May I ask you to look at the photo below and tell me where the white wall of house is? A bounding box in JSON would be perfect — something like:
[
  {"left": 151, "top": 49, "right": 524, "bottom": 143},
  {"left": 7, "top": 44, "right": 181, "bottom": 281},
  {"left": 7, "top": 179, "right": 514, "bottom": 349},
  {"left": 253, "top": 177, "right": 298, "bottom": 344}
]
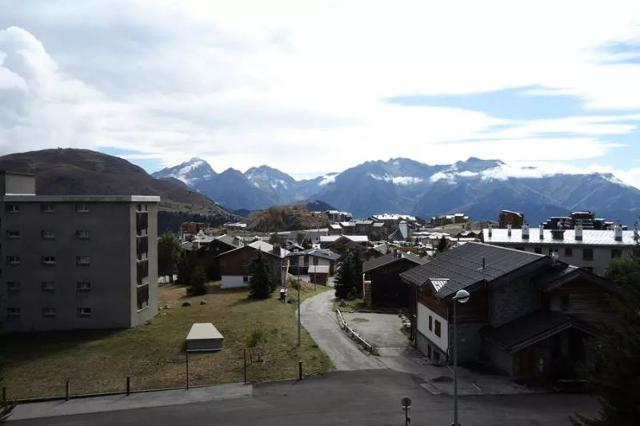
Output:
[
  {"left": 417, "top": 302, "right": 449, "bottom": 353},
  {"left": 293, "top": 256, "right": 331, "bottom": 268},
  {"left": 221, "top": 275, "right": 249, "bottom": 289}
]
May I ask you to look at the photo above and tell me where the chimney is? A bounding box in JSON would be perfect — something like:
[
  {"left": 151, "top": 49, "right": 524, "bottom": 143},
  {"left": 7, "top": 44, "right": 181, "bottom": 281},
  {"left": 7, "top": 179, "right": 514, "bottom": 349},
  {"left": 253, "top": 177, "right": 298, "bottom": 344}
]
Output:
[
  {"left": 614, "top": 224, "right": 623, "bottom": 242},
  {"left": 522, "top": 223, "right": 530, "bottom": 240},
  {"left": 507, "top": 224, "right": 512, "bottom": 237},
  {"left": 488, "top": 223, "right": 493, "bottom": 238},
  {"left": 539, "top": 224, "right": 544, "bottom": 240},
  {"left": 482, "top": 256, "right": 486, "bottom": 270},
  {"left": 575, "top": 224, "right": 583, "bottom": 241}
]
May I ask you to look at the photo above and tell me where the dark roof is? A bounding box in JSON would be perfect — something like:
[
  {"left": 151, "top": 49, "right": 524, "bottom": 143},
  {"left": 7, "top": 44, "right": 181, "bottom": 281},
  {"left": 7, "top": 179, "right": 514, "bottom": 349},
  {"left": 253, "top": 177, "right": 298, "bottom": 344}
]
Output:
[
  {"left": 287, "top": 248, "right": 340, "bottom": 261},
  {"left": 363, "top": 251, "right": 426, "bottom": 273},
  {"left": 536, "top": 263, "right": 616, "bottom": 293},
  {"left": 215, "top": 235, "right": 240, "bottom": 248},
  {"left": 481, "top": 311, "right": 598, "bottom": 353},
  {"left": 400, "top": 242, "right": 547, "bottom": 298}
]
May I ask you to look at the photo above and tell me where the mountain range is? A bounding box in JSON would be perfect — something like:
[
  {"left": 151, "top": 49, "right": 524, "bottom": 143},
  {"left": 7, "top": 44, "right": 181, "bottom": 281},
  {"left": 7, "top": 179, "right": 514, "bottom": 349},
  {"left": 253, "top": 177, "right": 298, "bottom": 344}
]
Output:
[{"left": 153, "top": 156, "right": 640, "bottom": 225}]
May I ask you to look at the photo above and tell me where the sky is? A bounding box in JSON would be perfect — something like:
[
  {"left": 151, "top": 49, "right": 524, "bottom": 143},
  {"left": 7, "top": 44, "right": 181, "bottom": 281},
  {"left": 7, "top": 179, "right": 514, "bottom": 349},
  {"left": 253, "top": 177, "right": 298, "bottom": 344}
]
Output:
[{"left": 1, "top": 0, "right": 640, "bottom": 185}]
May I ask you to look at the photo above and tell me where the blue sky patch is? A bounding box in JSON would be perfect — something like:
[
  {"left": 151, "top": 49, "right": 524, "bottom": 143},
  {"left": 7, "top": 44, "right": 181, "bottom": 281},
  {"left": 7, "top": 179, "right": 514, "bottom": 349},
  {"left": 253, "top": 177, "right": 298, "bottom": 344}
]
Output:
[{"left": 98, "top": 147, "right": 164, "bottom": 172}]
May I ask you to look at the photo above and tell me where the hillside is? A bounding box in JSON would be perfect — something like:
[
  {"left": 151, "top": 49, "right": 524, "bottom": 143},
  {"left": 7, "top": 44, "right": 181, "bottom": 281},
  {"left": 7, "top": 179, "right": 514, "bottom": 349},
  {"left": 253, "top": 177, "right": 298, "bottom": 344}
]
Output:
[
  {"left": 0, "top": 149, "right": 234, "bottom": 226},
  {"left": 247, "top": 201, "right": 331, "bottom": 232}
]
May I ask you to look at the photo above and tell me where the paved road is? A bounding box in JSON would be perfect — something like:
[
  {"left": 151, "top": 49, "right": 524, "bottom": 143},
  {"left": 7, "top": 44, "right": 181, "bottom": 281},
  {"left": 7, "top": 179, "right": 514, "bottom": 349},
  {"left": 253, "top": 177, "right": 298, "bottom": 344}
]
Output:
[
  {"left": 10, "top": 370, "right": 598, "bottom": 426},
  {"left": 300, "top": 291, "right": 384, "bottom": 370}
]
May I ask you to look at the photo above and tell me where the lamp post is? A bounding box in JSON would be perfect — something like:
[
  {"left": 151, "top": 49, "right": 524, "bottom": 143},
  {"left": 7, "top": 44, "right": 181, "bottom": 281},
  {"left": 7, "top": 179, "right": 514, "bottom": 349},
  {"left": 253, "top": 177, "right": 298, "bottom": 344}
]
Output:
[{"left": 451, "top": 289, "right": 470, "bottom": 426}]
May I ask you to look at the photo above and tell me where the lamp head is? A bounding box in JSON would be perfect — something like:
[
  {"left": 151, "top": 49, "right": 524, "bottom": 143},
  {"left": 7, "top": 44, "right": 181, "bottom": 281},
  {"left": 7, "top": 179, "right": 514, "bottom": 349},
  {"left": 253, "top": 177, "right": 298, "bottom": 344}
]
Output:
[{"left": 453, "top": 289, "right": 470, "bottom": 304}]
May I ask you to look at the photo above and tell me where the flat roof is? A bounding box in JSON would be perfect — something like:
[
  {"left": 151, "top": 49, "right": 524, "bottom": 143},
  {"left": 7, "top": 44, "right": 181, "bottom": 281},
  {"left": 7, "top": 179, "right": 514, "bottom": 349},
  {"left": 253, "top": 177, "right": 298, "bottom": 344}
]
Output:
[
  {"left": 186, "top": 323, "right": 223, "bottom": 341},
  {"left": 2, "top": 195, "right": 161, "bottom": 203},
  {"left": 484, "top": 228, "right": 637, "bottom": 246}
]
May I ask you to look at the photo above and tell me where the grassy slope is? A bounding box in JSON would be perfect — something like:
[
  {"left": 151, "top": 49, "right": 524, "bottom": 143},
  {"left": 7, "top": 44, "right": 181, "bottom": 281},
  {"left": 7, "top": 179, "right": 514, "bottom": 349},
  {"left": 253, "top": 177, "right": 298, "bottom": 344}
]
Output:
[{"left": 0, "top": 283, "right": 332, "bottom": 400}]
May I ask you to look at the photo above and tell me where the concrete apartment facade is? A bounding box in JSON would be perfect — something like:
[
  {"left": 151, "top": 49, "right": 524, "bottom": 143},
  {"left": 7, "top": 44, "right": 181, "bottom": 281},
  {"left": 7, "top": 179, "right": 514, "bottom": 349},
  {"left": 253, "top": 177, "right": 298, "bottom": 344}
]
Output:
[
  {"left": 0, "top": 172, "right": 160, "bottom": 332},
  {"left": 483, "top": 225, "right": 637, "bottom": 276}
]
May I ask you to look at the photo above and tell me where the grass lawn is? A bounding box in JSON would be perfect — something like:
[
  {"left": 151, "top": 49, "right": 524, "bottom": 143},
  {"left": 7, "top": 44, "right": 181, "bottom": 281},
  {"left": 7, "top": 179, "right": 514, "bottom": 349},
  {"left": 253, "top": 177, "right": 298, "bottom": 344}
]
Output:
[{"left": 0, "top": 281, "right": 333, "bottom": 400}]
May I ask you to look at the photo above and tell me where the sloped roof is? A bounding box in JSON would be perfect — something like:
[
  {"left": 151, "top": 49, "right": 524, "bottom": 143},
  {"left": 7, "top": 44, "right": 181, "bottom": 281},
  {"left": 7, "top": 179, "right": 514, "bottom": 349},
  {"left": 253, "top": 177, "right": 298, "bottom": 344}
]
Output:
[
  {"left": 363, "top": 251, "right": 426, "bottom": 273},
  {"left": 481, "top": 311, "right": 598, "bottom": 353},
  {"left": 215, "top": 234, "right": 240, "bottom": 247},
  {"left": 287, "top": 248, "right": 340, "bottom": 261},
  {"left": 400, "top": 242, "right": 547, "bottom": 298}
]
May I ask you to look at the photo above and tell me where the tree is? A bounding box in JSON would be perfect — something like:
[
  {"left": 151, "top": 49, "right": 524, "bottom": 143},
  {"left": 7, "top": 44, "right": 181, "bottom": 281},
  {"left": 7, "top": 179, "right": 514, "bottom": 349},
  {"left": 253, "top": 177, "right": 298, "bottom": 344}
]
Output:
[
  {"left": 248, "top": 252, "right": 275, "bottom": 299},
  {"left": 334, "top": 251, "right": 363, "bottom": 299},
  {"left": 571, "top": 254, "right": 640, "bottom": 426},
  {"left": 437, "top": 236, "right": 448, "bottom": 253},
  {"left": 158, "top": 233, "right": 182, "bottom": 282},
  {"left": 188, "top": 264, "right": 208, "bottom": 296},
  {"left": 176, "top": 252, "right": 195, "bottom": 285}
]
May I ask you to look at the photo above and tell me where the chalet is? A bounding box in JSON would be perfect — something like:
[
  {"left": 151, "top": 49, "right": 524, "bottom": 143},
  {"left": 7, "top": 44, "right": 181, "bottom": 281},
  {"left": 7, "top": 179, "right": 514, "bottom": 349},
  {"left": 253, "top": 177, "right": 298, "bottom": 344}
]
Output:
[
  {"left": 287, "top": 248, "right": 340, "bottom": 276},
  {"left": 498, "top": 210, "right": 524, "bottom": 228},
  {"left": 401, "top": 242, "right": 614, "bottom": 380},
  {"left": 362, "top": 250, "right": 426, "bottom": 307},
  {"left": 319, "top": 235, "right": 378, "bottom": 259},
  {"left": 217, "top": 240, "right": 289, "bottom": 289}
]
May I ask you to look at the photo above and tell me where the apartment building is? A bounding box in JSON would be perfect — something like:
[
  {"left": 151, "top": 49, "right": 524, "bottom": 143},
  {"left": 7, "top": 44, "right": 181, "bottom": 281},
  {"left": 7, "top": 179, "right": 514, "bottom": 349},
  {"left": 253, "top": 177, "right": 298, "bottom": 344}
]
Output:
[
  {"left": 482, "top": 224, "right": 637, "bottom": 276},
  {"left": 0, "top": 172, "right": 160, "bottom": 332}
]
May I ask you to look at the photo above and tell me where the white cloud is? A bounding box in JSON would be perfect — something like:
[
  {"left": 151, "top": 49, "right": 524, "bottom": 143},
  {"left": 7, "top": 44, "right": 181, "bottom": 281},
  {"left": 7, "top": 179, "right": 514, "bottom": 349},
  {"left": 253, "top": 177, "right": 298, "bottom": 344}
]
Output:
[{"left": 0, "top": 0, "right": 639, "bottom": 184}]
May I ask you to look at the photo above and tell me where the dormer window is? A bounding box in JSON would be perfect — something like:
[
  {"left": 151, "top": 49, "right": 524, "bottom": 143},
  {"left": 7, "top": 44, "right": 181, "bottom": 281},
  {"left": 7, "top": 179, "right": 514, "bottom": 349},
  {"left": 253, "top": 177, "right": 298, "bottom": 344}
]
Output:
[
  {"left": 5, "top": 204, "right": 19, "bottom": 213},
  {"left": 41, "top": 204, "right": 55, "bottom": 213},
  {"left": 76, "top": 203, "right": 89, "bottom": 213}
]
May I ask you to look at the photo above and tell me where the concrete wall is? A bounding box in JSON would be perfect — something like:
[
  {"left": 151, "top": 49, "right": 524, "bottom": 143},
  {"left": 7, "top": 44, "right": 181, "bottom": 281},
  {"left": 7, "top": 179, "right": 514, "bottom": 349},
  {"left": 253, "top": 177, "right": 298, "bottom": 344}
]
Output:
[
  {"left": 417, "top": 302, "right": 448, "bottom": 353},
  {"left": 450, "top": 322, "right": 485, "bottom": 364},
  {"left": 221, "top": 275, "right": 248, "bottom": 289},
  {"left": 1, "top": 198, "right": 158, "bottom": 332}
]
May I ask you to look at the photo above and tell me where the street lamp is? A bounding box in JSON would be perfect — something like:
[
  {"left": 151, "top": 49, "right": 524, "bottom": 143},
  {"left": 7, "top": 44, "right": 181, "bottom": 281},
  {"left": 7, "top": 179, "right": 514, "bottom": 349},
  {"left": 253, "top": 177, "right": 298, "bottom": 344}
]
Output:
[{"left": 451, "top": 289, "right": 470, "bottom": 426}]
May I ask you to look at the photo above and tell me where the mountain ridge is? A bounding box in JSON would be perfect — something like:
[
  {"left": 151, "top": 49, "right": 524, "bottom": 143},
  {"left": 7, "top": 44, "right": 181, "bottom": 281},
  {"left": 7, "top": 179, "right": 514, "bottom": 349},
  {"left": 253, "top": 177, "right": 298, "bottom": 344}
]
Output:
[{"left": 152, "top": 156, "right": 640, "bottom": 224}]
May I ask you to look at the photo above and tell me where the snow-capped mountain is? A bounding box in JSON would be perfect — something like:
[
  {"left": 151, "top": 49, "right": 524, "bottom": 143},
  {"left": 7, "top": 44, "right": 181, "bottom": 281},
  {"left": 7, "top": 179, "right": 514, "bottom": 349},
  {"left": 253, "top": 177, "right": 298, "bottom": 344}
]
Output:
[
  {"left": 152, "top": 157, "right": 216, "bottom": 186},
  {"left": 152, "top": 157, "right": 640, "bottom": 224}
]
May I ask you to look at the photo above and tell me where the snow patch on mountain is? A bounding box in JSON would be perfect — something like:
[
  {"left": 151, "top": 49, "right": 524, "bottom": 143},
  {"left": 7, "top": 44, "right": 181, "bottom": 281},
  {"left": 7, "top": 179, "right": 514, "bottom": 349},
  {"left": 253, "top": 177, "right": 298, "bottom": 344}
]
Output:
[
  {"left": 369, "top": 173, "right": 423, "bottom": 185},
  {"left": 319, "top": 173, "right": 337, "bottom": 186}
]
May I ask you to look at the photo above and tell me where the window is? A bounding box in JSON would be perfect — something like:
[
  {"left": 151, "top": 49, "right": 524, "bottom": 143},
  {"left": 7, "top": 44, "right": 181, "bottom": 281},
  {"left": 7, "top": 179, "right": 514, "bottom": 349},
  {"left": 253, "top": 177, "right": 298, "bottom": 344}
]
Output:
[
  {"left": 137, "top": 284, "right": 149, "bottom": 310},
  {"left": 41, "top": 204, "right": 55, "bottom": 213},
  {"left": 42, "top": 256, "right": 56, "bottom": 265},
  {"left": 611, "top": 249, "right": 622, "bottom": 259},
  {"left": 77, "top": 281, "right": 91, "bottom": 292},
  {"left": 564, "top": 248, "right": 573, "bottom": 257},
  {"left": 434, "top": 320, "right": 441, "bottom": 337},
  {"left": 75, "top": 203, "right": 89, "bottom": 213},
  {"left": 41, "top": 281, "right": 56, "bottom": 292},
  {"left": 549, "top": 248, "right": 558, "bottom": 255},
  {"left": 76, "top": 230, "right": 91, "bottom": 240},
  {"left": 243, "top": 276, "right": 249, "bottom": 283},
  {"left": 582, "top": 248, "right": 594, "bottom": 261},
  {"left": 136, "top": 260, "right": 149, "bottom": 285},
  {"left": 6, "top": 230, "right": 20, "bottom": 239},
  {"left": 534, "top": 247, "right": 542, "bottom": 254},
  {"left": 77, "top": 307, "right": 92, "bottom": 317},
  {"left": 7, "top": 281, "right": 20, "bottom": 292},
  {"left": 7, "top": 256, "right": 21, "bottom": 265},
  {"left": 428, "top": 315, "right": 433, "bottom": 331},
  {"left": 561, "top": 295, "right": 570, "bottom": 312},
  {"left": 7, "top": 307, "right": 20, "bottom": 318},
  {"left": 76, "top": 256, "right": 91, "bottom": 266},
  {"left": 5, "top": 204, "right": 19, "bottom": 213},
  {"left": 41, "top": 230, "right": 55, "bottom": 240},
  {"left": 42, "top": 307, "right": 57, "bottom": 318}
]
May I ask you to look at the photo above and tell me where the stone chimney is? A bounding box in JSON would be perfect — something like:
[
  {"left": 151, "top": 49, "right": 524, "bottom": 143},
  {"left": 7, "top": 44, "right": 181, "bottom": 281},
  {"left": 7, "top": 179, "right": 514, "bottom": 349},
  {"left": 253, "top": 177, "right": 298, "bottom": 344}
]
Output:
[
  {"left": 488, "top": 223, "right": 493, "bottom": 238},
  {"left": 507, "top": 224, "right": 512, "bottom": 237},
  {"left": 539, "top": 224, "right": 544, "bottom": 240},
  {"left": 575, "top": 224, "right": 583, "bottom": 241},
  {"left": 522, "top": 223, "right": 530, "bottom": 240}
]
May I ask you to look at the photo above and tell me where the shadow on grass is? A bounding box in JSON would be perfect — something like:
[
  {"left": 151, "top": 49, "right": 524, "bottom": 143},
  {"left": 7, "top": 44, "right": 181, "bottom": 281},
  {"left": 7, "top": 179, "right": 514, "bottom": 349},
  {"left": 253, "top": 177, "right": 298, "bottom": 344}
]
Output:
[{"left": 0, "top": 328, "right": 125, "bottom": 368}]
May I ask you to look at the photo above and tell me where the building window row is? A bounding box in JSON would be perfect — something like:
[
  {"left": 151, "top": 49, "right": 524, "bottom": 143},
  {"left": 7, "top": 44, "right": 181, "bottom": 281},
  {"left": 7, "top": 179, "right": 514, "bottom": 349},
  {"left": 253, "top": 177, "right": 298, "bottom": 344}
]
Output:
[
  {"left": 5, "top": 230, "right": 91, "bottom": 240},
  {"left": 5, "top": 256, "right": 91, "bottom": 266},
  {"left": 5, "top": 307, "right": 93, "bottom": 319},
  {"left": 6, "top": 281, "right": 92, "bottom": 293},
  {"left": 5, "top": 203, "right": 91, "bottom": 214}
]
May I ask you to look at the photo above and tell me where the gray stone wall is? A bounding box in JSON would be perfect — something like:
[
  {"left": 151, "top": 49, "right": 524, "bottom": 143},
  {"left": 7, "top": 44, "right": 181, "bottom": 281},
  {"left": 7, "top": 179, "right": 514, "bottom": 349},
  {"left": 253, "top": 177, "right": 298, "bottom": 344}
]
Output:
[{"left": 489, "top": 277, "right": 538, "bottom": 327}]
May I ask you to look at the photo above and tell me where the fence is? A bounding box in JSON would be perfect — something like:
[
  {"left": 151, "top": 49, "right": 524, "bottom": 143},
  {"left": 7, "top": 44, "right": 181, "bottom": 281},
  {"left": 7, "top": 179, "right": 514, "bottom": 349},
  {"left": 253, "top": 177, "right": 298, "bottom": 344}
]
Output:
[
  {"left": 335, "top": 308, "right": 376, "bottom": 354},
  {"left": 1, "top": 348, "right": 308, "bottom": 403}
]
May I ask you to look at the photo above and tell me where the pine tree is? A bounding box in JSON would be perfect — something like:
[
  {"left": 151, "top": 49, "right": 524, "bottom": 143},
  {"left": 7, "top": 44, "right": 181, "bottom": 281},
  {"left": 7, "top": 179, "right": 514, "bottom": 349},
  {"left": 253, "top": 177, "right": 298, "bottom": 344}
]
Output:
[
  {"left": 158, "top": 233, "right": 182, "bottom": 283},
  {"left": 351, "top": 250, "right": 364, "bottom": 298},
  {"left": 248, "top": 251, "right": 275, "bottom": 299},
  {"left": 571, "top": 254, "right": 640, "bottom": 426},
  {"left": 437, "top": 236, "right": 448, "bottom": 253},
  {"left": 334, "top": 251, "right": 353, "bottom": 299},
  {"left": 176, "top": 252, "right": 194, "bottom": 285},
  {"left": 188, "top": 264, "right": 208, "bottom": 296}
]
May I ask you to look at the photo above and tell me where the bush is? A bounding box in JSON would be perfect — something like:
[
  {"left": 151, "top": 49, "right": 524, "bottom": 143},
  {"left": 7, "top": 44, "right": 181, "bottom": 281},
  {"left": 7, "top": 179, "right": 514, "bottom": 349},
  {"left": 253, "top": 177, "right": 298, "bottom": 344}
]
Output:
[
  {"left": 187, "top": 264, "right": 207, "bottom": 296},
  {"left": 246, "top": 324, "right": 268, "bottom": 348}
]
